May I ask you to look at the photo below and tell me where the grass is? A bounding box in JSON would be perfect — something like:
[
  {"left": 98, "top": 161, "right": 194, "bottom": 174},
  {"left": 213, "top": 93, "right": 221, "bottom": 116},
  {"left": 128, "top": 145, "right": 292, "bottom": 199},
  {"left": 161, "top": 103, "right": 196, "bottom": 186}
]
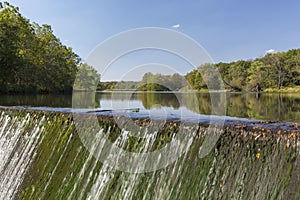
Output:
[{"left": 263, "top": 86, "right": 300, "bottom": 93}]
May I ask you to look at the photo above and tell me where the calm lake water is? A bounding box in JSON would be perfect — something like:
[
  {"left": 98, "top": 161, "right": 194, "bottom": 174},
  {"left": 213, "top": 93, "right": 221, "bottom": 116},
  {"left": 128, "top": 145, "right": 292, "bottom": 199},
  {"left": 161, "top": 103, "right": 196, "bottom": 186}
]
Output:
[{"left": 0, "top": 92, "right": 299, "bottom": 123}]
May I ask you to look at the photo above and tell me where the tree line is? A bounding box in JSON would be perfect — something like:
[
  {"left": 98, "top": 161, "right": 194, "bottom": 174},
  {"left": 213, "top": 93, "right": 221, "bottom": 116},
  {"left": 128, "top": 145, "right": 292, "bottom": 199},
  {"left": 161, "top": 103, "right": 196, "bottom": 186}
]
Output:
[
  {"left": 184, "top": 50, "right": 300, "bottom": 92},
  {"left": 99, "top": 49, "right": 300, "bottom": 92},
  {"left": 0, "top": 2, "right": 98, "bottom": 94},
  {"left": 214, "top": 49, "right": 300, "bottom": 91},
  {"left": 1, "top": 2, "right": 299, "bottom": 94}
]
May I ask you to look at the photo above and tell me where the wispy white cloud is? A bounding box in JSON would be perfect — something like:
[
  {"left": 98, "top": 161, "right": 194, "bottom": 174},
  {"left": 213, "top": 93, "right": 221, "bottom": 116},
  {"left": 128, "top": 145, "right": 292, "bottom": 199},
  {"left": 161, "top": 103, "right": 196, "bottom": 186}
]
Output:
[
  {"left": 172, "top": 24, "right": 180, "bottom": 29},
  {"left": 265, "top": 49, "right": 275, "bottom": 54}
]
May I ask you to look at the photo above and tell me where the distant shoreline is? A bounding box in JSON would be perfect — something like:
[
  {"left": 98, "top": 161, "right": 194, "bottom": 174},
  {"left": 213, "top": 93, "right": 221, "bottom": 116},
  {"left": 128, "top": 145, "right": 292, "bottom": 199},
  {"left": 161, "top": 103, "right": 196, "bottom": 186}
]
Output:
[
  {"left": 1, "top": 86, "right": 299, "bottom": 95},
  {"left": 96, "top": 86, "right": 300, "bottom": 93}
]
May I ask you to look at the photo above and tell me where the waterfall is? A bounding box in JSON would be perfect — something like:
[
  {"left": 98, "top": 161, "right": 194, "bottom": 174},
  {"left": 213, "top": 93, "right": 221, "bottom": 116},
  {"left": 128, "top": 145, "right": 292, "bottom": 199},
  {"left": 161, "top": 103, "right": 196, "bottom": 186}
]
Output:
[
  {"left": 0, "top": 112, "right": 44, "bottom": 200},
  {"left": 0, "top": 108, "right": 299, "bottom": 199}
]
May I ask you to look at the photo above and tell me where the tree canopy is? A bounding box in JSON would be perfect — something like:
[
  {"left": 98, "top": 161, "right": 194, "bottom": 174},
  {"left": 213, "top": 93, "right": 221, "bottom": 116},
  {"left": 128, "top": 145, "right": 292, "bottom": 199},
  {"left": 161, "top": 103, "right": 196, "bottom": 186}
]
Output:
[
  {"left": 0, "top": 2, "right": 98, "bottom": 93},
  {"left": 183, "top": 50, "right": 300, "bottom": 92},
  {"left": 212, "top": 49, "right": 300, "bottom": 91},
  {"left": 99, "top": 49, "right": 300, "bottom": 92}
]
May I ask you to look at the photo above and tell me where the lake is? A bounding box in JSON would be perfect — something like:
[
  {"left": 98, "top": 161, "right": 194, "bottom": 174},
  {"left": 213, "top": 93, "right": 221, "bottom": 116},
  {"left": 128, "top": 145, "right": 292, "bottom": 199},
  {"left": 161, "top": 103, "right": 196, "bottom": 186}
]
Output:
[{"left": 0, "top": 92, "right": 299, "bottom": 123}]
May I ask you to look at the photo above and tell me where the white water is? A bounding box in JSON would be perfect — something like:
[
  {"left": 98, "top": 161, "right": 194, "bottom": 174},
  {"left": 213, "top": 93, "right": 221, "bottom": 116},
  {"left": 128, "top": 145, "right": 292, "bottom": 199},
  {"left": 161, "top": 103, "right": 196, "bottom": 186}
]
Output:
[
  {"left": 0, "top": 112, "right": 45, "bottom": 200},
  {"left": 0, "top": 109, "right": 297, "bottom": 199},
  {"left": 85, "top": 128, "right": 158, "bottom": 199},
  {"left": 83, "top": 127, "right": 196, "bottom": 200}
]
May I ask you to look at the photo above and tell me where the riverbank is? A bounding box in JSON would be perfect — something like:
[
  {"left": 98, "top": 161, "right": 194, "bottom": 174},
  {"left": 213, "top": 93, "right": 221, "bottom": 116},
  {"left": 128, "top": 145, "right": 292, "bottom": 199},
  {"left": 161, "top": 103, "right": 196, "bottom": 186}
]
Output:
[
  {"left": 98, "top": 86, "right": 300, "bottom": 93},
  {"left": 263, "top": 86, "right": 300, "bottom": 93}
]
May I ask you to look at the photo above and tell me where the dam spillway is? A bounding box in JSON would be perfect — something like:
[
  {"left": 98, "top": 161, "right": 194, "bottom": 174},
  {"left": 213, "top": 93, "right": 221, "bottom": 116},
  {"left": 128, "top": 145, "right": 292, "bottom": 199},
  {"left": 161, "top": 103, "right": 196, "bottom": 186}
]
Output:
[{"left": 0, "top": 107, "right": 299, "bottom": 199}]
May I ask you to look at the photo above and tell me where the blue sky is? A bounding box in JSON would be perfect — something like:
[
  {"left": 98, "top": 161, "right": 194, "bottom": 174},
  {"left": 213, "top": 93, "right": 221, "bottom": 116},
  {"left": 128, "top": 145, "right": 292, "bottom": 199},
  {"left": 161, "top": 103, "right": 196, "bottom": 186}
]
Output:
[{"left": 6, "top": 0, "right": 300, "bottom": 80}]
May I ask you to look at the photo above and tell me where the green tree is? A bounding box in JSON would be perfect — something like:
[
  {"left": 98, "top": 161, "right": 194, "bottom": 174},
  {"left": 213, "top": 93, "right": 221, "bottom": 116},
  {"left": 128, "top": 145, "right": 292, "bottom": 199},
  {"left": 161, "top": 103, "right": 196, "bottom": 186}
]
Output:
[
  {"left": 73, "top": 63, "right": 100, "bottom": 91},
  {"left": 0, "top": 2, "right": 33, "bottom": 92},
  {"left": 199, "top": 63, "right": 222, "bottom": 90},
  {"left": 247, "top": 60, "right": 266, "bottom": 91},
  {"left": 283, "top": 49, "right": 300, "bottom": 86},
  {"left": 185, "top": 69, "right": 205, "bottom": 90},
  {"left": 0, "top": 2, "right": 84, "bottom": 93},
  {"left": 261, "top": 52, "right": 287, "bottom": 89}
]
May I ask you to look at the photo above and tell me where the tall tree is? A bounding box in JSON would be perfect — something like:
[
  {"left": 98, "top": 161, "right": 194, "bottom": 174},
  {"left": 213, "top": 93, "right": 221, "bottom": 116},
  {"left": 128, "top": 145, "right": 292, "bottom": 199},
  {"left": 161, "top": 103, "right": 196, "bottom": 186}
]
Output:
[{"left": 0, "top": 2, "right": 86, "bottom": 93}]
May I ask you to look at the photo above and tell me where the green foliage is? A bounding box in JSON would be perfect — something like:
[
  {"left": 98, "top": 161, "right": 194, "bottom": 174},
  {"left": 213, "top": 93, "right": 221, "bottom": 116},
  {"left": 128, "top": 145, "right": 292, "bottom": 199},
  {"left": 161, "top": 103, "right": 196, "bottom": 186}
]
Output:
[
  {"left": 246, "top": 61, "right": 266, "bottom": 91},
  {"left": 99, "top": 49, "right": 300, "bottom": 92},
  {"left": 97, "top": 81, "right": 118, "bottom": 90},
  {"left": 187, "top": 50, "right": 300, "bottom": 91},
  {"left": 97, "top": 81, "right": 139, "bottom": 91},
  {"left": 140, "top": 72, "right": 187, "bottom": 91},
  {"left": 137, "top": 83, "right": 171, "bottom": 91},
  {"left": 73, "top": 63, "right": 100, "bottom": 91},
  {"left": 199, "top": 63, "right": 222, "bottom": 90},
  {"left": 185, "top": 69, "right": 204, "bottom": 90},
  {"left": 0, "top": 2, "right": 89, "bottom": 94},
  {"left": 98, "top": 72, "right": 188, "bottom": 91}
]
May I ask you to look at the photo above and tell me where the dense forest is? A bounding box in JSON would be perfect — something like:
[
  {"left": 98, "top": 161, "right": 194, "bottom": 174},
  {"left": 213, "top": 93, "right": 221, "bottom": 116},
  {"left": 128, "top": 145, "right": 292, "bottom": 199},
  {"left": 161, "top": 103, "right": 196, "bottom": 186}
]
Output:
[
  {"left": 215, "top": 49, "right": 300, "bottom": 91},
  {"left": 99, "top": 49, "right": 300, "bottom": 92},
  {"left": 0, "top": 2, "right": 98, "bottom": 94}
]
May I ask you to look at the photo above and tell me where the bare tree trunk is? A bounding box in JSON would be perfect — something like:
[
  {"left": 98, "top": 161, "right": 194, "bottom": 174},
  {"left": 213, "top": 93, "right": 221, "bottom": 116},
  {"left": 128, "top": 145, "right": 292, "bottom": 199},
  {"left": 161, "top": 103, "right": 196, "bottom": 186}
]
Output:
[{"left": 221, "top": 78, "right": 242, "bottom": 91}]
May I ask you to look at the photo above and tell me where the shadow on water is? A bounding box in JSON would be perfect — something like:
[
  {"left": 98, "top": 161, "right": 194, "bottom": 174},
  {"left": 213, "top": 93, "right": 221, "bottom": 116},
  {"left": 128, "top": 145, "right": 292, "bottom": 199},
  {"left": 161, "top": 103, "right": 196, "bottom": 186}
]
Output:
[{"left": 0, "top": 94, "right": 72, "bottom": 107}]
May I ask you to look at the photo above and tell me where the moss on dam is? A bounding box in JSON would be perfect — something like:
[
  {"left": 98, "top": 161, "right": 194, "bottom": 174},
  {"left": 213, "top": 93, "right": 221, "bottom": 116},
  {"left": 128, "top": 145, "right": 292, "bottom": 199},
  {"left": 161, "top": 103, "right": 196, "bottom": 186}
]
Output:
[{"left": 0, "top": 107, "right": 299, "bottom": 200}]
